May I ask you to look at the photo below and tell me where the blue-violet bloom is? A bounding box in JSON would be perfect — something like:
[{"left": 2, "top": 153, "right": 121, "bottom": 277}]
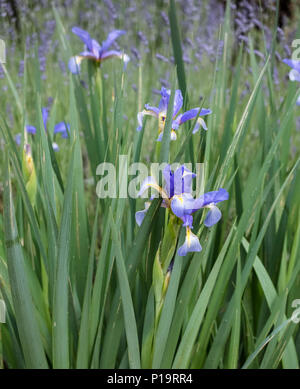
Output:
[
  {"left": 15, "top": 107, "right": 70, "bottom": 151},
  {"left": 136, "top": 164, "right": 228, "bottom": 256},
  {"left": 136, "top": 87, "right": 212, "bottom": 141},
  {"left": 68, "top": 27, "right": 130, "bottom": 74}
]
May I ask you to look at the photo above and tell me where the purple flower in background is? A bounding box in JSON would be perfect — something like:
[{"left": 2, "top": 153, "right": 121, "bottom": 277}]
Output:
[
  {"left": 68, "top": 27, "right": 130, "bottom": 74},
  {"left": 15, "top": 106, "right": 70, "bottom": 151},
  {"left": 136, "top": 164, "right": 228, "bottom": 256},
  {"left": 282, "top": 59, "right": 300, "bottom": 106},
  {"left": 137, "top": 87, "right": 212, "bottom": 141}
]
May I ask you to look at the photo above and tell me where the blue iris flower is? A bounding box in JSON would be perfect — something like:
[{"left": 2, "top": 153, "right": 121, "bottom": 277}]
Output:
[
  {"left": 136, "top": 164, "right": 229, "bottom": 256},
  {"left": 136, "top": 87, "right": 212, "bottom": 141},
  {"left": 282, "top": 59, "right": 300, "bottom": 105},
  {"left": 15, "top": 107, "right": 70, "bottom": 152},
  {"left": 68, "top": 27, "right": 130, "bottom": 74}
]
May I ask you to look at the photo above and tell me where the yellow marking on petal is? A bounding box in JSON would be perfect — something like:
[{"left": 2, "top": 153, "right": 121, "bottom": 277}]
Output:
[
  {"left": 158, "top": 112, "right": 167, "bottom": 132},
  {"left": 74, "top": 55, "right": 84, "bottom": 65},
  {"left": 186, "top": 227, "right": 192, "bottom": 247}
]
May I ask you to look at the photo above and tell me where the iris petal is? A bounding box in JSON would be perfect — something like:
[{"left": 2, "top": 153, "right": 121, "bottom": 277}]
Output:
[
  {"left": 192, "top": 117, "right": 208, "bottom": 133},
  {"left": 173, "top": 165, "right": 195, "bottom": 195},
  {"left": 26, "top": 125, "right": 37, "bottom": 134},
  {"left": 171, "top": 193, "right": 195, "bottom": 218},
  {"left": 137, "top": 176, "right": 161, "bottom": 198},
  {"left": 54, "top": 122, "right": 70, "bottom": 138},
  {"left": 282, "top": 59, "right": 300, "bottom": 73},
  {"left": 204, "top": 205, "right": 222, "bottom": 227},
  {"left": 101, "top": 30, "right": 126, "bottom": 53},
  {"left": 68, "top": 56, "right": 84, "bottom": 74},
  {"left": 178, "top": 227, "right": 202, "bottom": 256},
  {"left": 156, "top": 130, "right": 177, "bottom": 142},
  {"left": 158, "top": 87, "right": 170, "bottom": 113},
  {"left": 179, "top": 107, "right": 212, "bottom": 124},
  {"left": 289, "top": 69, "right": 300, "bottom": 82},
  {"left": 135, "top": 202, "right": 151, "bottom": 226},
  {"left": 173, "top": 89, "right": 183, "bottom": 117},
  {"left": 136, "top": 108, "right": 158, "bottom": 131},
  {"left": 52, "top": 142, "right": 59, "bottom": 152},
  {"left": 71, "top": 27, "right": 93, "bottom": 52},
  {"left": 163, "top": 165, "right": 174, "bottom": 198},
  {"left": 194, "top": 188, "right": 229, "bottom": 208}
]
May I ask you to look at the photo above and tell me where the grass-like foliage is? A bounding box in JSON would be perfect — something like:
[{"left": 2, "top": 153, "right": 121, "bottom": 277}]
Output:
[{"left": 0, "top": 1, "right": 299, "bottom": 369}]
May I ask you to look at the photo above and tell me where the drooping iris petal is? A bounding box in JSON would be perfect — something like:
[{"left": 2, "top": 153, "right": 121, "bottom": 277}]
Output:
[
  {"left": 137, "top": 176, "right": 161, "bottom": 197},
  {"left": 173, "top": 165, "right": 196, "bottom": 195},
  {"left": 101, "top": 30, "right": 126, "bottom": 53},
  {"left": 297, "top": 94, "right": 300, "bottom": 106},
  {"left": 68, "top": 56, "right": 84, "bottom": 74},
  {"left": 52, "top": 142, "right": 59, "bottom": 152},
  {"left": 136, "top": 108, "right": 159, "bottom": 131},
  {"left": 289, "top": 69, "right": 300, "bottom": 82},
  {"left": 192, "top": 117, "right": 208, "bottom": 134},
  {"left": 282, "top": 59, "right": 300, "bottom": 73},
  {"left": 173, "top": 89, "right": 183, "bottom": 117},
  {"left": 72, "top": 27, "right": 93, "bottom": 52},
  {"left": 178, "top": 107, "right": 212, "bottom": 124},
  {"left": 101, "top": 49, "right": 124, "bottom": 60},
  {"left": 171, "top": 193, "right": 195, "bottom": 219},
  {"left": 99, "top": 50, "right": 130, "bottom": 70},
  {"left": 144, "top": 104, "right": 160, "bottom": 116},
  {"left": 135, "top": 202, "right": 151, "bottom": 226},
  {"left": 194, "top": 188, "right": 229, "bottom": 208},
  {"left": 156, "top": 129, "right": 177, "bottom": 141},
  {"left": 204, "top": 205, "right": 222, "bottom": 227},
  {"left": 26, "top": 125, "right": 37, "bottom": 134},
  {"left": 54, "top": 122, "right": 70, "bottom": 138},
  {"left": 178, "top": 227, "right": 202, "bottom": 256}
]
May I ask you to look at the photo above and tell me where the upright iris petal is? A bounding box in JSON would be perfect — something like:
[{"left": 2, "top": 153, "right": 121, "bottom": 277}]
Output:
[
  {"left": 173, "top": 165, "right": 195, "bottom": 195},
  {"left": 100, "top": 30, "right": 126, "bottom": 53},
  {"left": 173, "top": 90, "right": 183, "bottom": 117},
  {"left": 158, "top": 87, "right": 171, "bottom": 113},
  {"left": 71, "top": 27, "right": 93, "bottom": 51}
]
